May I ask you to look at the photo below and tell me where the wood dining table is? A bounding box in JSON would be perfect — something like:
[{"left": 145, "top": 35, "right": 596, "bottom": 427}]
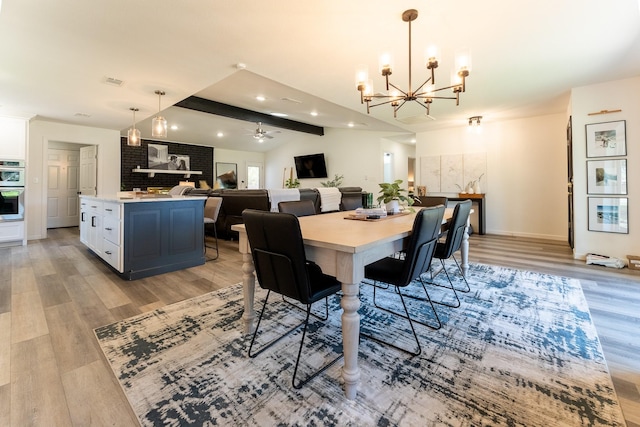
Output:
[{"left": 231, "top": 207, "right": 470, "bottom": 400}]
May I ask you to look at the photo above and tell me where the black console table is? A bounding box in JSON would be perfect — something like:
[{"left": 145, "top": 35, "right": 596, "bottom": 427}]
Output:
[{"left": 449, "top": 194, "right": 486, "bottom": 235}]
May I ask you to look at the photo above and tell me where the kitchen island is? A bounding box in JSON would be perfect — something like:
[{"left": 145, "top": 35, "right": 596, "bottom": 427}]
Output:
[{"left": 79, "top": 195, "right": 207, "bottom": 280}]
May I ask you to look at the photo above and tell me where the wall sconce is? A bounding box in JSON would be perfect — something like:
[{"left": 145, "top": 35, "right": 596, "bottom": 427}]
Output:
[
  {"left": 152, "top": 90, "right": 167, "bottom": 138},
  {"left": 468, "top": 115, "right": 482, "bottom": 134},
  {"left": 127, "top": 107, "right": 141, "bottom": 146}
]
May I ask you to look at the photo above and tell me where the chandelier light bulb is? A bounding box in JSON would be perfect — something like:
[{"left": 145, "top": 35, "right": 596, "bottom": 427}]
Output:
[
  {"left": 425, "top": 45, "right": 439, "bottom": 68},
  {"left": 355, "top": 66, "right": 369, "bottom": 90},
  {"left": 379, "top": 53, "right": 394, "bottom": 76}
]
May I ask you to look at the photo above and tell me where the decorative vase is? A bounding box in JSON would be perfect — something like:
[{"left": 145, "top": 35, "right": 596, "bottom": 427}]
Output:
[
  {"left": 473, "top": 181, "right": 481, "bottom": 194},
  {"left": 385, "top": 199, "right": 401, "bottom": 214}
]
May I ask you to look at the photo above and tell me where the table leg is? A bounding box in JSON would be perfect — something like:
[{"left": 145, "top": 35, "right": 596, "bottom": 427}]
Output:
[
  {"left": 340, "top": 281, "right": 361, "bottom": 400},
  {"left": 241, "top": 252, "right": 256, "bottom": 334}
]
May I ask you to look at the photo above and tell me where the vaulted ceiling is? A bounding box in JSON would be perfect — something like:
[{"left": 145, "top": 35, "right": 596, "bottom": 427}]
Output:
[{"left": 1, "top": 1, "right": 639, "bottom": 152}]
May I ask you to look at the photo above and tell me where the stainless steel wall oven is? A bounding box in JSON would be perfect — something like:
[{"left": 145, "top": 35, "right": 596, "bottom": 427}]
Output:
[{"left": 0, "top": 160, "right": 25, "bottom": 221}]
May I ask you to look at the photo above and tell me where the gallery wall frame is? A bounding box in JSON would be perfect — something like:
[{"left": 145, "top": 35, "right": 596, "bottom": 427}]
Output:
[
  {"left": 586, "top": 120, "right": 626, "bottom": 158},
  {"left": 586, "top": 159, "right": 627, "bottom": 195},
  {"left": 588, "top": 197, "right": 628, "bottom": 234}
]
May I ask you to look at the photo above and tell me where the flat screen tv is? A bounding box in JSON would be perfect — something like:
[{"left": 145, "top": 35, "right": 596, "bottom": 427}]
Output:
[{"left": 294, "top": 153, "right": 328, "bottom": 179}]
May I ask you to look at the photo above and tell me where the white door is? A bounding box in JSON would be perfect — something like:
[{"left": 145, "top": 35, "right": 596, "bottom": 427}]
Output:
[
  {"left": 47, "top": 148, "right": 80, "bottom": 228},
  {"left": 80, "top": 145, "right": 97, "bottom": 196},
  {"left": 246, "top": 162, "right": 263, "bottom": 189}
]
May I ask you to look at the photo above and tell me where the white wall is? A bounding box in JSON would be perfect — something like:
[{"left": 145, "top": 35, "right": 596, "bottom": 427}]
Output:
[
  {"left": 264, "top": 128, "right": 414, "bottom": 193},
  {"left": 571, "top": 75, "right": 640, "bottom": 261},
  {"left": 214, "top": 148, "right": 265, "bottom": 189},
  {"left": 415, "top": 113, "right": 568, "bottom": 240},
  {"left": 27, "top": 120, "right": 120, "bottom": 240}
]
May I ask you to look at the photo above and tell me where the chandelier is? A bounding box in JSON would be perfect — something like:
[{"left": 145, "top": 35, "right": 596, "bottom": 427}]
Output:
[{"left": 355, "top": 9, "right": 471, "bottom": 118}]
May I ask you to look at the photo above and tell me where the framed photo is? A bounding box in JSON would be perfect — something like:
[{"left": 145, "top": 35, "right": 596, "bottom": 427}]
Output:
[
  {"left": 587, "top": 159, "right": 627, "bottom": 194},
  {"left": 588, "top": 197, "right": 628, "bottom": 234},
  {"left": 586, "top": 120, "right": 626, "bottom": 158},
  {"left": 216, "top": 162, "right": 237, "bottom": 189}
]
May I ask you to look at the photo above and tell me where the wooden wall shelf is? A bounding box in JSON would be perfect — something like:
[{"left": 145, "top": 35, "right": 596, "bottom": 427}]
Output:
[{"left": 132, "top": 168, "right": 203, "bottom": 178}]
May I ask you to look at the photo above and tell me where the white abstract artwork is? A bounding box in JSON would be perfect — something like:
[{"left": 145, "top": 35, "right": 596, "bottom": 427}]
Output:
[
  {"left": 420, "top": 156, "right": 441, "bottom": 193},
  {"left": 440, "top": 154, "right": 463, "bottom": 193},
  {"left": 463, "top": 152, "right": 487, "bottom": 192}
]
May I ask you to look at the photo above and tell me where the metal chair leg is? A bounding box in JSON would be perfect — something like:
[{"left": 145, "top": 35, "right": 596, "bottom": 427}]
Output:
[
  {"left": 372, "top": 280, "right": 443, "bottom": 330},
  {"left": 360, "top": 284, "right": 422, "bottom": 356},
  {"left": 204, "top": 223, "right": 219, "bottom": 261},
  {"left": 292, "top": 305, "right": 343, "bottom": 389},
  {"left": 248, "top": 290, "right": 305, "bottom": 358}
]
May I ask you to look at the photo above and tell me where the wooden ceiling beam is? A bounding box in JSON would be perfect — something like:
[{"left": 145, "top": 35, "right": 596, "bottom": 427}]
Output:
[{"left": 174, "top": 96, "right": 324, "bottom": 136}]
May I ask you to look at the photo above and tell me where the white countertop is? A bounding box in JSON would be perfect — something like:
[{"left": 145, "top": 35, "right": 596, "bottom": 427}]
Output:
[{"left": 80, "top": 195, "right": 207, "bottom": 204}]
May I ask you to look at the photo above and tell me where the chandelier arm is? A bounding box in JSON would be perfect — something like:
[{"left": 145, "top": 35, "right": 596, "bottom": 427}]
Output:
[
  {"left": 416, "top": 95, "right": 458, "bottom": 101},
  {"left": 387, "top": 82, "right": 409, "bottom": 97},
  {"left": 367, "top": 98, "right": 406, "bottom": 109},
  {"left": 412, "top": 78, "right": 434, "bottom": 95}
]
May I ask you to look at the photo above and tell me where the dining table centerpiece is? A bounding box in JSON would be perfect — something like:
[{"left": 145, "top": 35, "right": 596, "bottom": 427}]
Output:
[{"left": 377, "top": 179, "right": 415, "bottom": 214}]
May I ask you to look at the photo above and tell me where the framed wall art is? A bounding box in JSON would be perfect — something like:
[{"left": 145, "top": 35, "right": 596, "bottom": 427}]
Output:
[
  {"left": 586, "top": 120, "right": 626, "bottom": 158},
  {"left": 216, "top": 162, "right": 237, "bottom": 189},
  {"left": 586, "top": 159, "right": 627, "bottom": 195},
  {"left": 588, "top": 197, "right": 628, "bottom": 234}
]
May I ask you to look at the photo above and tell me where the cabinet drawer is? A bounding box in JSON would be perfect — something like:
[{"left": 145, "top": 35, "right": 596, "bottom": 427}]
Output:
[
  {"left": 103, "top": 216, "right": 121, "bottom": 245},
  {"left": 102, "top": 239, "right": 122, "bottom": 272},
  {"left": 87, "top": 200, "right": 103, "bottom": 213},
  {"left": 103, "top": 202, "right": 121, "bottom": 219}
]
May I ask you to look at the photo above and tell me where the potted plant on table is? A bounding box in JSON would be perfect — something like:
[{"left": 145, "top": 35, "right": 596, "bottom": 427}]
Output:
[{"left": 377, "top": 179, "right": 415, "bottom": 214}]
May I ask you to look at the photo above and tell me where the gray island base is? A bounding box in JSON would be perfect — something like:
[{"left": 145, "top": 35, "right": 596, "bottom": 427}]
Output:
[{"left": 79, "top": 195, "right": 207, "bottom": 280}]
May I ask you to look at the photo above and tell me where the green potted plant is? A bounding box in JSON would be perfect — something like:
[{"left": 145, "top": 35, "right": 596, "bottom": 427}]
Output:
[
  {"left": 377, "top": 179, "right": 415, "bottom": 213},
  {"left": 284, "top": 178, "right": 300, "bottom": 188},
  {"left": 320, "top": 174, "right": 344, "bottom": 188}
]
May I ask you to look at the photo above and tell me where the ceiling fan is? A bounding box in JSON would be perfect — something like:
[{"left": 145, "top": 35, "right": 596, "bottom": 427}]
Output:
[{"left": 246, "top": 122, "right": 280, "bottom": 142}]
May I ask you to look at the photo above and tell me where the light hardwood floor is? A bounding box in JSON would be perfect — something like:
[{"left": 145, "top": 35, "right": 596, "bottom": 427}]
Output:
[{"left": 1, "top": 228, "right": 638, "bottom": 426}]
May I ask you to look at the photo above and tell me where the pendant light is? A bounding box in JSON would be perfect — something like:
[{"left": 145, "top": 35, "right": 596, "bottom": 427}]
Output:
[
  {"left": 152, "top": 90, "right": 167, "bottom": 138},
  {"left": 127, "top": 107, "right": 141, "bottom": 146}
]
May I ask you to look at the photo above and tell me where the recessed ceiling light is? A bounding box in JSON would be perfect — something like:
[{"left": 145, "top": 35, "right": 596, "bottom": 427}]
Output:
[
  {"left": 170, "top": 125, "right": 179, "bottom": 130},
  {"left": 310, "top": 111, "right": 318, "bottom": 117},
  {"left": 270, "top": 112, "right": 288, "bottom": 117},
  {"left": 410, "top": 138, "right": 416, "bottom": 143},
  {"left": 348, "top": 122, "right": 355, "bottom": 127},
  {"left": 217, "top": 132, "right": 224, "bottom": 137},
  {"left": 256, "top": 95, "right": 266, "bottom": 102}
]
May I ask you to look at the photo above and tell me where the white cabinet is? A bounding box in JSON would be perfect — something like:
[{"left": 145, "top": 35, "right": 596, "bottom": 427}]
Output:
[
  {"left": 0, "top": 116, "right": 27, "bottom": 160},
  {"left": 0, "top": 221, "right": 25, "bottom": 244},
  {"left": 79, "top": 197, "right": 123, "bottom": 272}
]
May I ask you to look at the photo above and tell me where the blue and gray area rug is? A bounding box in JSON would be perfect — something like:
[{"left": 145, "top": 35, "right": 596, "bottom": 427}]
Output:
[{"left": 95, "top": 263, "right": 624, "bottom": 426}]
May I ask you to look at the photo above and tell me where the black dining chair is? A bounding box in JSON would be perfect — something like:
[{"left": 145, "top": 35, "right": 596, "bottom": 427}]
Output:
[
  {"left": 426, "top": 200, "right": 473, "bottom": 299},
  {"left": 242, "top": 209, "right": 343, "bottom": 389},
  {"left": 277, "top": 199, "right": 316, "bottom": 217},
  {"left": 362, "top": 205, "right": 445, "bottom": 356}
]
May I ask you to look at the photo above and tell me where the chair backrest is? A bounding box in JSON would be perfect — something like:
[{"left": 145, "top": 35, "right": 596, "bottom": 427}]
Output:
[
  {"left": 278, "top": 200, "right": 316, "bottom": 217},
  {"left": 438, "top": 200, "right": 472, "bottom": 259},
  {"left": 398, "top": 205, "right": 445, "bottom": 286},
  {"left": 204, "top": 196, "right": 222, "bottom": 221},
  {"left": 417, "top": 196, "right": 448, "bottom": 207},
  {"left": 242, "top": 209, "right": 314, "bottom": 304},
  {"left": 340, "top": 196, "right": 363, "bottom": 211}
]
